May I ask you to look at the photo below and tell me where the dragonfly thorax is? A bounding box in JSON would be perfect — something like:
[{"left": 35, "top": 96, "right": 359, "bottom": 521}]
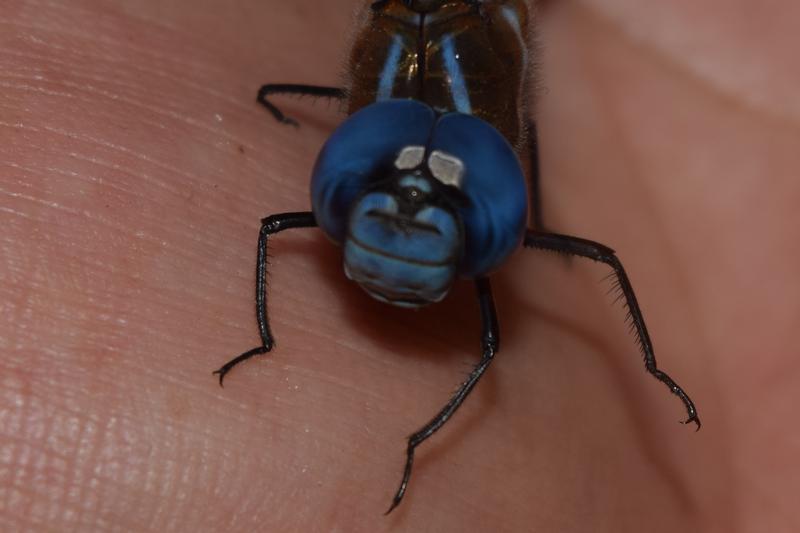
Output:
[{"left": 401, "top": 0, "right": 453, "bottom": 13}]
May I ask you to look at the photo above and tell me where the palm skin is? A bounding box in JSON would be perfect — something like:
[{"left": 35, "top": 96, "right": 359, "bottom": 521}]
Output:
[{"left": 1, "top": 1, "right": 797, "bottom": 532}]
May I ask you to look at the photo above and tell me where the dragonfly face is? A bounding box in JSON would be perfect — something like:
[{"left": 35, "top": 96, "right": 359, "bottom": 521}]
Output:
[
  {"left": 311, "top": 99, "right": 528, "bottom": 306},
  {"left": 344, "top": 170, "right": 463, "bottom": 307}
]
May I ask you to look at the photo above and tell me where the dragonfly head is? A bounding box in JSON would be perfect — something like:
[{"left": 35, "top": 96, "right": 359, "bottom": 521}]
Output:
[
  {"left": 343, "top": 147, "right": 466, "bottom": 308},
  {"left": 311, "top": 100, "right": 527, "bottom": 308}
]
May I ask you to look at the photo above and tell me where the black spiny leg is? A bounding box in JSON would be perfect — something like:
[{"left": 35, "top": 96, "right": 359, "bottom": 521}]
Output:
[
  {"left": 523, "top": 230, "right": 701, "bottom": 429},
  {"left": 526, "top": 120, "right": 545, "bottom": 231},
  {"left": 213, "top": 212, "right": 317, "bottom": 385},
  {"left": 386, "top": 277, "right": 500, "bottom": 514},
  {"left": 257, "top": 84, "right": 346, "bottom": 126}
]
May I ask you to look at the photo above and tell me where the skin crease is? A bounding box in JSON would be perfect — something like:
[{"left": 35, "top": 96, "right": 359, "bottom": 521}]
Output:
[{"left": 1, "top": 0, "right": 798, "bottom": 531}]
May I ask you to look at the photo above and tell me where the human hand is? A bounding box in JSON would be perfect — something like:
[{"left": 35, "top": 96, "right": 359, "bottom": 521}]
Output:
[{"left": 2, "top": 1, "right": 797, "bottom": 531}]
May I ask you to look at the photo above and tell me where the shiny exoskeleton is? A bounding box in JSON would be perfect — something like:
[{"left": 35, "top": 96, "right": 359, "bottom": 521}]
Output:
[
  {"left": 347, "top": 0, "right": 531, "bottom": 149},
  {"left": 215, "top": 0, "right": 700, "bottom": 514}
]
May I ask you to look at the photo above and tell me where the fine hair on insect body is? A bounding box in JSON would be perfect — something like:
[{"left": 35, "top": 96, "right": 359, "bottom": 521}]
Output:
[{"left": 214, "top": 0, "right": 700, "bottom": 513}]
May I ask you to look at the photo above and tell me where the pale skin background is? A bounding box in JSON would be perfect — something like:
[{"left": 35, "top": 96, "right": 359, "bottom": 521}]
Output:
[{"left": 1, "top": 0, "right": 799, "bottom": 531}]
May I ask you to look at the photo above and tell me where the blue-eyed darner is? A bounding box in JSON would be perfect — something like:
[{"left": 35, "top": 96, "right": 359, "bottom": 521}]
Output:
[{"left": 214, "top": 0, "right": 700, "bottom": 513}]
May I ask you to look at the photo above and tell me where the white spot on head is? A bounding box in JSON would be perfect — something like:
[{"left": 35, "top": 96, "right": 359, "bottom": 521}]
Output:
[
  {"left": 428, "top": 150, "right": 464, "bottom": 188},
  {"left": 394, "top": 145, "right": 426, "bottom": 169}
]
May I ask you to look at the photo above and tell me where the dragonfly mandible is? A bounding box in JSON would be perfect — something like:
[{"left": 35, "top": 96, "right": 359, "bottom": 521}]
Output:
[{"left": 214, "top": 0, "right": 700, "bottom": 513}]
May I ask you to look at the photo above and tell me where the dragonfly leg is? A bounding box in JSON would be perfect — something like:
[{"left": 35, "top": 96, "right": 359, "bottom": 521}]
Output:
[
  {"left": 526, "top": 120, "right": 545, "bottom": 231},
  {"left": 256, "top": 84, "right": 346, "bottom": 126},
  {"left": 523, "top": 230, "right": 701, "bottom": 429},
  {"left": 213, "top": 211, "right": 317, "bottom": 386},
  {"left": 386, "top": 277, "right": 499, "bottom": 514}
]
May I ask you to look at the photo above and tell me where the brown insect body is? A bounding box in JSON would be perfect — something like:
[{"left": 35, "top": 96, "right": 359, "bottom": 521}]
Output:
[{"left": 346, "top": 0, "right": 534, "bottom": 150}]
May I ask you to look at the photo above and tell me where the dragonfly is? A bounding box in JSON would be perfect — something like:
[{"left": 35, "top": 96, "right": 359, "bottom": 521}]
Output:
[{"left": 213, "top": 0, "right": 700, "bottom": 513}]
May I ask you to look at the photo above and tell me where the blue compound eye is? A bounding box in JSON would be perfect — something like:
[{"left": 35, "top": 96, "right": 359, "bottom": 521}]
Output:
[{"left": 343, "top": 178, "right": 463, "bottom": 307}]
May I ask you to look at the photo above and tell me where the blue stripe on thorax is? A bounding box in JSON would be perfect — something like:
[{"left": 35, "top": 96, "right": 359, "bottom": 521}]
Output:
[
  {"left": 500, "top": 6, "right": 527, "bottom": 64},
  {"left": 377, "top": 34, "right": 404, "bottom": 100},
  {"left": 441, "top": 34, "right": 472, "bottom": 114}
]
